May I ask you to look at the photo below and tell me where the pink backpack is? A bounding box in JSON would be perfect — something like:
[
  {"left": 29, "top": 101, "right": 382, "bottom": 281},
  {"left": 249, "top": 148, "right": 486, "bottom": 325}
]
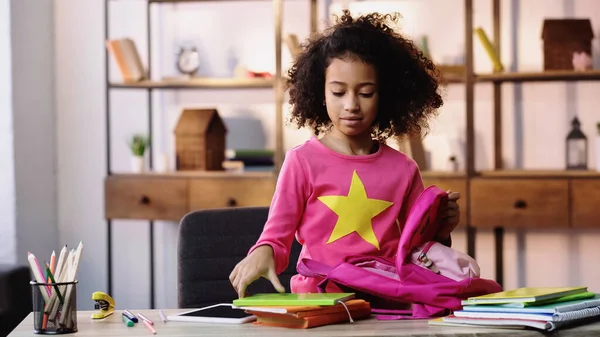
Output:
[{"left": 296, "top": 185, "right": 502, "bottom": 319}]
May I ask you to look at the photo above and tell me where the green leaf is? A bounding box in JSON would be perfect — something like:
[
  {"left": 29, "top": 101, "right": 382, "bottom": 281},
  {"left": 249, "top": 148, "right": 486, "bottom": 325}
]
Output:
[{"left": 128, "top": 134, "right": 149, "bottom": 156}]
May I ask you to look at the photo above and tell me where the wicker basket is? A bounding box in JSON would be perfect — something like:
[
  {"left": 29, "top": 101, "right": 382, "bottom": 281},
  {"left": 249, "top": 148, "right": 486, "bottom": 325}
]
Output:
[{"left": 541, "top": 19, "right": 594, "bottom": 71}]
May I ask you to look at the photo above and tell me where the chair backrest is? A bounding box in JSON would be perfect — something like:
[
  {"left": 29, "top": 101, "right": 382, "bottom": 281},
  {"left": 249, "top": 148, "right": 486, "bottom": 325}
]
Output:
[{"left": 177, "top": 206, "right": 302, "bottom": 308}]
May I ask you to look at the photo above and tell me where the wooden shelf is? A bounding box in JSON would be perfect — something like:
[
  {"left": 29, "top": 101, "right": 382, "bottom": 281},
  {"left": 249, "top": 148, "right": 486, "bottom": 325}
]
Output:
[
  {"left": 442, "top": 74, "right": 465, "bottom": 84},
  {"left": 475, "top": 169, "right": 600, "bottom": 178},
  {"left": 148, "top": 0, "right": 267, "bottom": 2},
  {"left": 112, "top": 169, "right": 600, "bottom": 180},
  {"left": 109, "top": 77, "right": 274, "bottom": 89},
  {"left": 421, "top": 171, "right": 466, "bottom": 178},
  {"left": 109, "top": 170, "right": 276, "bottom": 179},
  {"left": 110, "top": 0, "right": 268, "bottom": 3},
  {"left": 475, "top": 70, "right": 600, "bottom": 83},
  {"left": 437, "top": 64, "right": 465, "bottom": 84}
]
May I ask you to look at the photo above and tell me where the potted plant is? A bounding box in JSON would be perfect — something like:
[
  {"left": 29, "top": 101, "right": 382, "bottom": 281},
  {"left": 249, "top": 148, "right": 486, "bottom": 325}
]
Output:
[{"left": 128, "top": 134, "right": 149, "bottom": 173}]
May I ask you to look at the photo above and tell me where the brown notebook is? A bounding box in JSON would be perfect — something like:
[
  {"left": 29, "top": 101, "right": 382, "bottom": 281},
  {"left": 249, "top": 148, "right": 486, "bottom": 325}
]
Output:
[{"left": 246, "top": 299, "right": 372, "bottom": 329}]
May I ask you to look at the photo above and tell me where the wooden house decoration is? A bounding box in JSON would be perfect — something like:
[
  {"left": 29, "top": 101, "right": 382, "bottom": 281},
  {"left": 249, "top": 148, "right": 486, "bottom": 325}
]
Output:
[
  {"left": 174, "top": 108, "right": 227, "bottom": 171},
  {"left": 541, "top": 19, "right": 594, "bottom": 70}
]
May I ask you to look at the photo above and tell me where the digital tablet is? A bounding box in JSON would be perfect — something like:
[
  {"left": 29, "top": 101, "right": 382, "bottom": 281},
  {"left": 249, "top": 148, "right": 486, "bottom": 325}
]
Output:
[{"left": 166, "top": 303, "right": 256, "bottom": 324}]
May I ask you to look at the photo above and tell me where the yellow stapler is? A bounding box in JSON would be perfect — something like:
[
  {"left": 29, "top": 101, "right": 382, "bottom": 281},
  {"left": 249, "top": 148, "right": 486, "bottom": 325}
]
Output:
[{"left": 91, "top": 291, "right": 115, "bottom": 319}]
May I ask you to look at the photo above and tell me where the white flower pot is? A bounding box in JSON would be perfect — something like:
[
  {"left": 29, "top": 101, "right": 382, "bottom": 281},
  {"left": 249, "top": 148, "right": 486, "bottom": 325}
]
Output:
[{"left": 131, "top": 156, "right": 144, "bottom": 173}]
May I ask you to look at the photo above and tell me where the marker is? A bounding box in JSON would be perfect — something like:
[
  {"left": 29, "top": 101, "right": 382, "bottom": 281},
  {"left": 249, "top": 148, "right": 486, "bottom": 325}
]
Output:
[
  {"left": 122, "top": 315, "right": 134, "bottom": 327},
  {"left": 158, "top": 310, "right": 167, "bottom": 323},
  {"left": 143, "top": 319, "right": 157, "bottom": 334},
  {"left": 123, "top": 310, "right": 139, "bottom": 323},
  {"left": 137, "top": 312, "right": 153, "bottom": 325}
]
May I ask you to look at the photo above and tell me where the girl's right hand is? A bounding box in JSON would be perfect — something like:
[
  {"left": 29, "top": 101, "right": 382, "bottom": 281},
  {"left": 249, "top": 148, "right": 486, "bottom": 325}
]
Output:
[{"left": 229, "top": 245, "right": 286, "bottom": 298}]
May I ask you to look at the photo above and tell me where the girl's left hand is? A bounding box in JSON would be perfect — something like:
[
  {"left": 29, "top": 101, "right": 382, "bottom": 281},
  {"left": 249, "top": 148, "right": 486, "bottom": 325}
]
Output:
[{"left": 436, "top": 190, "right": 461, "bottom": 240}]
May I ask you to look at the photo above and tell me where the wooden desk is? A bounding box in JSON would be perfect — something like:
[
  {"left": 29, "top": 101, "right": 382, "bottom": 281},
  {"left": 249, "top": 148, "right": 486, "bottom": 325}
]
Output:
[{"left": 8, "top": 309, "right": 600, "bottom": 336}]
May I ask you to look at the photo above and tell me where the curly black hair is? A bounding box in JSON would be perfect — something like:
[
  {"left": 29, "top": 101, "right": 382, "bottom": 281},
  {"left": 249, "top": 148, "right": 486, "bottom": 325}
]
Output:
[{"left": 286, "top": 10, "right": 445, "bottom": 141}]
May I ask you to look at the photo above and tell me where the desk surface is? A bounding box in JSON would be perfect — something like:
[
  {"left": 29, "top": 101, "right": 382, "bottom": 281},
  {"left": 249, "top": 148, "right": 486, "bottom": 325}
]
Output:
[{"left": 8, "top": 309, "right": 600, "bottom": 337}]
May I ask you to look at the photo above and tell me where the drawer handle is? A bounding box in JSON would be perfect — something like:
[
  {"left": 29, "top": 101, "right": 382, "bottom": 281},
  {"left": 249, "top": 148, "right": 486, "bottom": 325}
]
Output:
[
  {"left": 227, "top": 198, "right": 237, "bottom": 207},
  {"left": 514, "top": 199, "right": 527, "bottom": 209},
  {"left": 140, "top": 195, "right": 150, "bottom": 205}
]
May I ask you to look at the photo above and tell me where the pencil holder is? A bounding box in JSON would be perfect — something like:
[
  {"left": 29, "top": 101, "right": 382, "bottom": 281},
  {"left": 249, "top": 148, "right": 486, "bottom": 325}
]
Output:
[{"left": 30, "top": 280, "right": 78, "bottom": 334}]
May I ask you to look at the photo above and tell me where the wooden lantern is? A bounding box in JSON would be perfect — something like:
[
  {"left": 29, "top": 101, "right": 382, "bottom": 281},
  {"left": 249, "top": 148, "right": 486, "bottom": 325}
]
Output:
[
  {"left": 174, "top": 108, "right": 227, "bottom": 171},
  {"left": 566, "top": 116, "right": 587, "bottom": 170},
  {"left": 541, "top": 19, "right": 594, "bottom": 70}
]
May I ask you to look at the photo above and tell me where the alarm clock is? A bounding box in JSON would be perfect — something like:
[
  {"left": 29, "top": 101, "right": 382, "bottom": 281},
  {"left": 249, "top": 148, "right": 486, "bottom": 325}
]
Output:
[{"left": 176, "top": 46, "right": 200, "bottom": 77}]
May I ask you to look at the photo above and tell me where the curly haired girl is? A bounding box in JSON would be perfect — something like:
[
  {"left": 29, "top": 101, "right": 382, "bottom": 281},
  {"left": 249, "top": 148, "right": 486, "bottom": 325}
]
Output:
[{"left": 230, "top": 10, "right": 460, "bottom": 297}]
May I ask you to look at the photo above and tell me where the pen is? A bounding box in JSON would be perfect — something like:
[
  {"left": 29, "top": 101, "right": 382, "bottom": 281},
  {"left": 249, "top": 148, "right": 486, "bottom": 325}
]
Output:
[
  {"left": 123, "top": 310, "right": 139, "bottom": 323},
  {"left": 122, "top": 315, "right": 134, "bottom": 327},
  {"left": 143, "top": 319, "right": 157, "bottom": 334},
  {"left": 159, "top": 310, "right": 167, "bottom": 323},
  {"left": 137, "top": 312, "right": 154, "bottom": 325}
]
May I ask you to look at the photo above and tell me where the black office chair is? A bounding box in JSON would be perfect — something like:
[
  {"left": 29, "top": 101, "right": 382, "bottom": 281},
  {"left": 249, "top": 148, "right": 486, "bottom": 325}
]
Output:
[
  {"left": 176, "top": 206, "right": 302, "bottom": 308},
  {"left": 0, "top": 264, "right": 32, "bottom": 337}
]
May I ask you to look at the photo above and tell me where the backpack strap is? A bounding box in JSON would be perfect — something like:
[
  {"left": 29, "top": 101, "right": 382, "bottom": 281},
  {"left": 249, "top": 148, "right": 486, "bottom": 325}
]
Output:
[
  {"left": 296, "top": 258, "right": 334, "bottom": 278},
  {"left": 395, "top": 186, "right": 447, "bottom": 266}
]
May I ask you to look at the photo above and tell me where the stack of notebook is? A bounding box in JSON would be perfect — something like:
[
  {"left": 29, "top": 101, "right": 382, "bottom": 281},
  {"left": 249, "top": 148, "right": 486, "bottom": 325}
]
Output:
[
  {"left": 430, "top": 286, "right": 600, "bottom": 331},
  {"left": 232, "top": 293, "right": 371, "bottom": 329}
]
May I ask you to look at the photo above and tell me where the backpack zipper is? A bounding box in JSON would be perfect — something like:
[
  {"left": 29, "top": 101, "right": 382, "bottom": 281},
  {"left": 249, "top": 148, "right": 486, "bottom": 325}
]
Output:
[{"left": 417, "top": 241, "right": 440, "bottom": 274}]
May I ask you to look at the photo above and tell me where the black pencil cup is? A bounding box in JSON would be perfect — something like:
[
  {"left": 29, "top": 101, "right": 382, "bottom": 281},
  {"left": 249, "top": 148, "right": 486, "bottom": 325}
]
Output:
[{"left": 30, "top": 280, "right": 78, "bottom": 334}]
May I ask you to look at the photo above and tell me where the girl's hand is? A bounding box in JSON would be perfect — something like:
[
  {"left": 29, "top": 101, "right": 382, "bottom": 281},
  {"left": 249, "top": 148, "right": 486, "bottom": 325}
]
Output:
[
  {"left": 436, "top": 190, "right": 461, "bottom": 240},
  {"left": 229, "top": 245, "right": 286, "bottom": 298}
]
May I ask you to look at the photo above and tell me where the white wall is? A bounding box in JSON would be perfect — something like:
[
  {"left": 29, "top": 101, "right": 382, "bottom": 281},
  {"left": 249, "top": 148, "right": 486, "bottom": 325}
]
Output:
[
  {"left": 54, "top": 0, "right": 600, "bottom": 310},
  {"left": 11, "top": 0, "right": 59, "bottom": 268},
  {"left": 0, "top": 0, "right": 16, "bottom": 265},
  {"left": 0, "top": 0, "right": 58, "bottom": 267},
  {"left": 54, "top": 0, "right": 107, "bottom": 311}
]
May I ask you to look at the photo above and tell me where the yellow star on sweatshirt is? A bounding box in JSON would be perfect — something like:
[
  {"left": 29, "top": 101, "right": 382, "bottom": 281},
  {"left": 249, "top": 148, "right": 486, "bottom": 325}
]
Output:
[{"left": 318, "top": 170, "right": 394, "bottom": 250}]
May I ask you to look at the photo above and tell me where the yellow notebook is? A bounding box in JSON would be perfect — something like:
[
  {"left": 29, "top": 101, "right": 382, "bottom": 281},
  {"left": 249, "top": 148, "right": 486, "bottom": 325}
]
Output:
[{"left": 464, "top": 286, "right": 588, "bottom": 305}]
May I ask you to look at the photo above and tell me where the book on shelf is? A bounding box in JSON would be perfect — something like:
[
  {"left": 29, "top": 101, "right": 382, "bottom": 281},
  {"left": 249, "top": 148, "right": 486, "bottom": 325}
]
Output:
[
  {"left": 223, "top": 148, "right": 275, "bottom": 172},
  {"left": 105, "top": 38, "right": 146, "bottom": 82},
  {"left": 474, "top": 27, "right": 504, "bottom": 72}
]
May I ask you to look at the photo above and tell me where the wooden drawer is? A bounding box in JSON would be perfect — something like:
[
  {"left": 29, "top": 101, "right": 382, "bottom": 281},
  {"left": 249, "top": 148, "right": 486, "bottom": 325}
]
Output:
[
  {"left": 105, "top": 176, "right": 188, "bottom": 221},
  {"left": 571, "top": 179, "right": 600, "bottom": 228},
  {"left": 189, "top": 177, "right": 276, "bottom": 210},
  {"left": 470, "top": 179, "right": 569, "bottom": 228},
  {"left": 422, "top": 177, "right": 467, "bottom": 227}
]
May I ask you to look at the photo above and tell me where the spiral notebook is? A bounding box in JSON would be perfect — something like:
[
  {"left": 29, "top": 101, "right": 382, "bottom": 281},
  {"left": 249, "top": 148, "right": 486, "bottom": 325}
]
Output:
[
  {"left": 436, "top": 294, "right": 600, "bottom": 331},
  {"left": 454, "top": 305, "right": 600, "bottom": 322},
  {"left": 435, "top": 311, "right": 600, "bottom": 332},
  {"left": 429, "top": 316, "right": 593, "bottom": 331}
]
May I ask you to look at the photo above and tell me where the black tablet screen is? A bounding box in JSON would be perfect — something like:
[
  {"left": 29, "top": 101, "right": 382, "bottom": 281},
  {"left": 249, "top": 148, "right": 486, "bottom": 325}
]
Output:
[{"left": 180, "top": 305, "right": 252, "bottom": 319}]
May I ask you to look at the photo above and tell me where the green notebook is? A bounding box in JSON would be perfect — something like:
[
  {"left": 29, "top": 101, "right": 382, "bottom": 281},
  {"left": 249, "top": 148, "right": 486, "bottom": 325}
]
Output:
[
  {"left": 463, "top": 286, "right": 588, "bottom": 305},
  {"left": 232, "top": 293, "right": 355, "bottom": 307}
]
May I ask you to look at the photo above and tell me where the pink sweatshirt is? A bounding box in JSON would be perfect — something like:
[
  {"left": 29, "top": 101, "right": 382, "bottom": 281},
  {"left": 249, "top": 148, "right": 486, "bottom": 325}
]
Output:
[{"left": 248, "top": 136, "right": 426, "bottom": 293}]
